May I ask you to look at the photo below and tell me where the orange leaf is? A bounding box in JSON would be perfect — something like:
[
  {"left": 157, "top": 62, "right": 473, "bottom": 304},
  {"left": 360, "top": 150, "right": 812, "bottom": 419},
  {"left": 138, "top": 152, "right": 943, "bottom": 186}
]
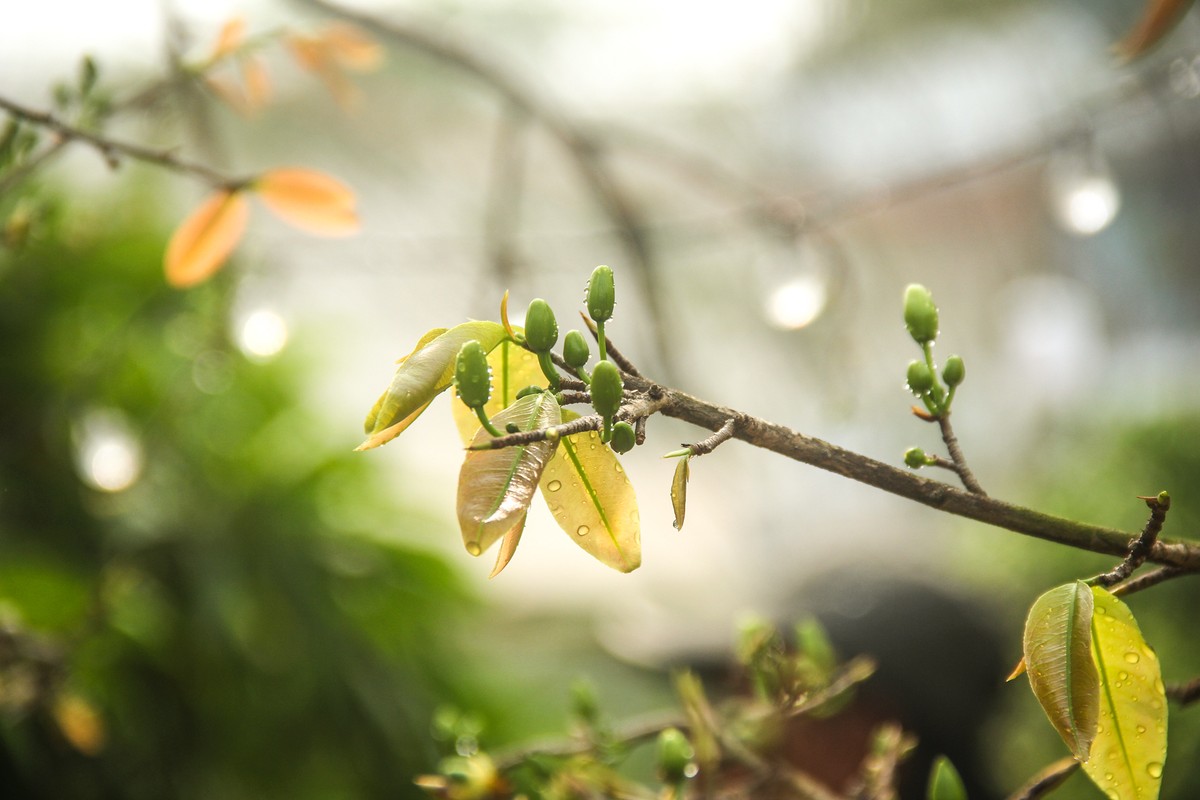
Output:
[
  {"left": 255, "top": 168, "right": 359, "bottom": 236},
  {"left": 210, "top": 16, "right": 247, "bottom": 61},
  {"left": 164, "top": 190, "right": 249, "bottom": 288},
  {"left": 1116, "top": 0, "right": 1195, "bottom": 60},
  {"left": 241, "top": 56, "right": 272, "bottom": 111},
  {"left": 321, "top": 22, "right": 384, "bottom": 71}
]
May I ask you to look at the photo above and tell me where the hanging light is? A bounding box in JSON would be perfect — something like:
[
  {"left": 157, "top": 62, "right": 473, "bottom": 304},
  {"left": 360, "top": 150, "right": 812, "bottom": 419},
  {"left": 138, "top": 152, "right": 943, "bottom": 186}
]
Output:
[
  {"left": 1046, "top": 141, "right": 1120, "bottom": 237},
  {"left": 235, "top": 307, "right": 289, "bottom": 361},
  {"left": 760, "top": 235, "right": 830, "bottom": 330},
  {"left": 74, "top": 410, "right": 143, "bottom": 493}
]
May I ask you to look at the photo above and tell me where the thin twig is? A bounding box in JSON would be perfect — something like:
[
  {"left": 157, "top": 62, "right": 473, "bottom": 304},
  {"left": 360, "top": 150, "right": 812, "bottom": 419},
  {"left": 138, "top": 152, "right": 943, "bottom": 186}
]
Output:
[
  {"left": 1113, "top": 565, "right": 1186, "bottom": 597},
  {"left": 682, "top": 417, "right": 738, "bottom": 458},
  {"left": 0, "top": 138, "right": 69, "bottom": 195},
  {"left": 469, "top": 390, "right": 668, "bottom": 450},
  {"left": 1005, "top": 757, "right": 1079, "bottom": 800},
  {"left": 1091, "top": 493, "right": 1171, "bottom": 588},
  {"left": 936, "top": 414, "right": 987, "bottom": 495},
  {"left": 1167, "top": 677, "right": 1200, "bottom": 706},
  {"left": 0, "top": 95, "right": 239, "bottom": 187}
]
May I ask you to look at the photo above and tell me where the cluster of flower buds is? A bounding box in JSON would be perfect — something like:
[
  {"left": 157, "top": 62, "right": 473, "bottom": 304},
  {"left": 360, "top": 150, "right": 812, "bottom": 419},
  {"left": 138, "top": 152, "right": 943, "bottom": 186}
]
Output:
[{"left": 903, "top": 284, "right": 965, "bottom": 421}]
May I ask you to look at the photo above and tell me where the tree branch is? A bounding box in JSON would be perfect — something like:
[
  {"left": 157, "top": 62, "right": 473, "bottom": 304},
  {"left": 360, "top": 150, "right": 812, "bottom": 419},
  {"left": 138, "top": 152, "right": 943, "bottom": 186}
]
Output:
[{"left": 936, "top": 414, "right": 986, "bottom": 495}]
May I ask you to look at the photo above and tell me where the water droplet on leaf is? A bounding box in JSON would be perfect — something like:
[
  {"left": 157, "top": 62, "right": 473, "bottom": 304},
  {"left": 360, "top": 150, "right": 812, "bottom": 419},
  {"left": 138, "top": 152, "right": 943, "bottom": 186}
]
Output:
[
  {"left": 576, "top": 525, "right": 590, "bottom": 537},
  {"left": 547, "top": 480, "right": 562, "bottom": 492}
]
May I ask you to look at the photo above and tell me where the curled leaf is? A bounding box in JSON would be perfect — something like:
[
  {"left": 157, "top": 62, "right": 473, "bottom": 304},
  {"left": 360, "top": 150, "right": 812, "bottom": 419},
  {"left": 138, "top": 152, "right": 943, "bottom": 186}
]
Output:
[
  {"left": 359, "top": 321, "right": 506, "bottom": 450},
  {"left": 670, "top": 454, "right": 691, "bottom": 530},
  {"left": 1023, "top": 581, "right": 1099, "bottom": 760},
  {"left": 1081, "top": 586, "right": 1167, "bottom": 800},
  {"left": 255, "top": 168, "right": 359, "bottom": 236},
  {"left": 540, "top": 410, "right": 641, "bottom": 573},
  {"left": 458, "top": 393, "right": 561, "bottom": 558},
  {"left": 164, "top": 190, "right": 249, "bottom": 288}
]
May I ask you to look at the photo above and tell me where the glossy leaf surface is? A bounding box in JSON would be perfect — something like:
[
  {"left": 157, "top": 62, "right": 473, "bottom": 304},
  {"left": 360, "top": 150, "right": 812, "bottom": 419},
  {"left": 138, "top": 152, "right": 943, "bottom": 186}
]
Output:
[
  {"left": 359, "top": 322, "right": 506, "bottom": 450},
  {"left": 457, "top": 393, "right": 560, "bottom": 558},
  {"left": 1024, "top": 581, "right": 1098, "bottom": 760},
  {"left": 164, "top": 190, "right": 249, "bottom": 288},
  {"left": 1081, "top": 586, "right": 1167, "bottom": 800},
  {"left": 540, "top": 409, "right": 640, "bottom": 572}
]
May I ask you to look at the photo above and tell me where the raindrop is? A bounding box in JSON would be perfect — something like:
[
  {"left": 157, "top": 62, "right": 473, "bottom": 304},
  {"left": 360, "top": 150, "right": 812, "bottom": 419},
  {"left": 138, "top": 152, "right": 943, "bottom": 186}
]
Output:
[
  {"left": 576, "top": 525, "right": 590, "bottom": 537},
  {"left": 1154, "top": 678, "right": 1165, "bottom": 694},
  {"left": 1136, "top": 725, "right": 1147, "bottom": 734},
  {"left": 1118, "top": 671, "right": 1129, "bottom": 681},
  {"left": 547, "top": 480, "right": 562, "bottom": 492},
  {"left": 466, "top": 542, "right": 482, "bottom": 556},
  {"left": 1147, "top": 762, "right": 1163, "bottom": 778},
  {"left": 614, "top": 463, "right": 623, "bottom": 473},
  {"left": 1124, "top": 651, "right": 1141, "bottom": 664}
]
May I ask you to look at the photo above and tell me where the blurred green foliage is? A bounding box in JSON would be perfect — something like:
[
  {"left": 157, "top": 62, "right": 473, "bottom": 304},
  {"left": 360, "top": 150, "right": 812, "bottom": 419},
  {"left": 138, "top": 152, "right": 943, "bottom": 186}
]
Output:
[{"left": 0, "top": 185, "right": 487, "bottom": 799}]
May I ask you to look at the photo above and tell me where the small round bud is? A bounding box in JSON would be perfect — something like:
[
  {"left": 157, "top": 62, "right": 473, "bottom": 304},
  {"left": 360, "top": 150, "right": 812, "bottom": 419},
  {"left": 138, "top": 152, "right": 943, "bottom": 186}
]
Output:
[
  {"left": 656, "top": 727, "right": 695, "bottom": 784},
  {"left": 590, "top": 360, "right": 624, "bottom": 418},
  {"left": 454, "top": 340, "right": 491, "bottom": 409},
  {"left": 906, "top": 360, "right": 934, "bottom": 395},
  {"left": 586, "top": 265, "right": 615, "bottom": 323},
  {"left": 904, "top": 447, "right": 927, "bottom": 468},
  {"left": 610, "top": 421, "right": 636, "bottom": 454},
  {"left": 505, "top": 423, "right": 520, "bottom": 434},
  {"left": 563, "top": 329, "right": 590, "bottom": 369},
  {"left": 903, "top": 284, "right": 939, "bottom": 344},
  {"left": 942, "top": 355, "right": 965, "bottom": 387},
  {"left": 524, "top": 298, "right": 558, "bottom": 353}
]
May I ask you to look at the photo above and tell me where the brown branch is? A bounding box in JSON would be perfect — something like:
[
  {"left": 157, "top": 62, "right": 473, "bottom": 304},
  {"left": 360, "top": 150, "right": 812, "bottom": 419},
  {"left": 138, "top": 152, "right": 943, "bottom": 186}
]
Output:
[
  {"left": 469, "top": 390, "right": 668, "bottom": 451},
  {"left": 680, "top": 417, "right": 738, "bottom": 458},
  {"left": 1005, "top": 757, "right": 1079, "bottom": 800},
  {"left": 1167, "top": 676, "right": 1200, "bottom": 706},
  {"left": 1112, "top": 565, "right": 1186, "bottom": 597},
  {"left": 622, "top": 375, "right": 1200, "bottom": 570},
  {"left": 0, "top": 95, "right": 240, "bottom": 187},
  {"left": 1090, "top": 492, "right": 1170, "bottom": 588},
  {"left": 936, "top": 414, "right": 986, "bottom": 495}
]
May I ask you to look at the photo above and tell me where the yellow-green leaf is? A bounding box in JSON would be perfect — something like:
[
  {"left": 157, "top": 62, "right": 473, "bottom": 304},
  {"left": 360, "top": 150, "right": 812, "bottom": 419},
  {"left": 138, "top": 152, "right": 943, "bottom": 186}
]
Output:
[
  {"left": 927, "top": 756, "right": 967, "bottom": 800},
  {"left": 451, "top": 338, "right": 542, "bottom": 445},
  {"left": 1081, "top": 586, "right": 1167, "bottom": 800},
  {"left": 358, "top": 321, "right": 506, "bottom": 450},
  {"left": 457, "top": 393, "right": 560, "bottom": 558},
  {"left": 1024, "top": 581, "right": 1099, "bottom": 760},
  {"left": 539, "top": 409, "right": 640, "bottom": 573},
  {"left": 670, "top": 455, "right": 690, "bottom": 531}
]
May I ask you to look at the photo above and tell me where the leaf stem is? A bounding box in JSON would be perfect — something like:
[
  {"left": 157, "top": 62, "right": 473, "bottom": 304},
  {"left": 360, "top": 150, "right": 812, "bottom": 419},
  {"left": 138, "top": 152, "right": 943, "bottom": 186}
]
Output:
[{"left": 474, "top": 406, "right": 505, "bottom": 438}]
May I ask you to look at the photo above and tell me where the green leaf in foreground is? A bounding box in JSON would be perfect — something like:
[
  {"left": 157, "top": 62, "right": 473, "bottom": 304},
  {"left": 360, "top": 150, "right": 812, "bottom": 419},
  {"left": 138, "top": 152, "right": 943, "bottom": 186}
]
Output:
[
  {"left": 359, "top": 320, "right": 507, "bottom": 450},
  {"left": 670, "top": 454, "right": 690, "bottom": 530},
  {"left": 457, "top": 393, "right": 561, "bottom": 564},
  {"left": 1023, "top": 580, "right": 1099, "bottom": 760},
  {"left": 1081, "top": 585, "right": 1167, "bottom": 800},
  {"left": 539, "top": 409, "right": 640, "bottom": 572},
  {"left": 927, "top": 755, "right": 967, "bottom": 800}
]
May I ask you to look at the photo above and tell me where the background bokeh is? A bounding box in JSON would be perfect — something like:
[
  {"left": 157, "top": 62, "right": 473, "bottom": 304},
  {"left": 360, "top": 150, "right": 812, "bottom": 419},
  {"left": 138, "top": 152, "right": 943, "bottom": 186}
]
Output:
[{"left": 3, "top": 1, "right": 1200, "bottom": 798}]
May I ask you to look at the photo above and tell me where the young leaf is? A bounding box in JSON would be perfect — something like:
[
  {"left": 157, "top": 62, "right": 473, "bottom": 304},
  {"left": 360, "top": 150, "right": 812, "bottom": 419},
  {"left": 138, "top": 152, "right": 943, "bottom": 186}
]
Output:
[
  {"left": 254, "top": 168, "right": 359, "bottom": 236},
  {"left": 670, "top": 454, "right": 690, "bottom": 530},
  {"left": 1080, "top": 586, "right": 1168, "bottom": 800},
  {"left": 488, "top": 517, "right": 526, "bottom": 578},
  {"left": 540, "top": 410, "right": 640, "bottom": 573},
  {"left": 451, "top": 339, "right": 541, "bottom": 444},
  {"left": 1023, "top": 581, "right": 1099, "bottom": 760},
  {"left": 358, "top": 321, "right": 506, "bottom": 450},
  {"left": 319, "top": 22, "right": 385, "bottom": 71},
  {"left": 208, "top": 16, "right": 247, "bottom": 61},
  {"left": 164, "top": 190, "right": 249, "bottom": 288},
  {"left": 1115, "top": 0, "right": 1194, "bottom": 60},
  {"left": 927, "top": 756, "right": 967, "bottom": 800},
  {"left": 457, "top": 393, "right": 561, "bottom": 558}
]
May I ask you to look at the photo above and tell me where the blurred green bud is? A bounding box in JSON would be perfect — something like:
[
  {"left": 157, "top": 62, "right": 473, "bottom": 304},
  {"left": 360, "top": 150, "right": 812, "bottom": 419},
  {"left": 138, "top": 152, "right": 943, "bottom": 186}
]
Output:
[
  {"left": 942, "top": 355, "right": 965, "bottom": 387},
  {"left": 563, "top": 329, "right": 590, "bottom": 368},
  {"left": 903, "top": 284, "right": 939, "bottom": 344},
  {"left": 906, "top": 360, "right": 934, "bottom": 395},
  {"left": 435, "top": 753, "right": 499, "bottom": 800},
  {"left": 590, "top": 360, "right": 624, "bottom": 418},
  {"left": 524, "top": 298, "right": 558, "bottom": 353},
  {"left": 904, "top": 447, "right": 928, "bottom": 469},
  {"left": 656, "top": 727, "right": 695, "bottom": 784},
  {"left": 927, "top": 755, "right": 967, "bottom": 800},
  {"left": 610, "top": 421, "right": 636, "bottom": 454},
  {"left": 586, "top": 265, "right": 615, "bottom": 323},
  {"left": 570, "top": 678, "right": 600, "bottom": 726},
  {"left": 454, "top": 341, "right": 491, "bottom": 410}
]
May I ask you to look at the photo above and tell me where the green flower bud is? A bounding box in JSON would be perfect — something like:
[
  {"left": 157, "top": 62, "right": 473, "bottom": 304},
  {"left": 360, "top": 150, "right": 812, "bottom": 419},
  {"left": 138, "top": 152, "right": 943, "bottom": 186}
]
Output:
[
  {"left": 904, "top": 447, "right": 927, "bottom": 469},
  {"left": 524, "top": 298, "right": 558, "bottom": 353},
  {"left": 586, "top": 265, "right": 615, "bottom": 323},
  {"left": 454, "top": 340, "right": 491, "bottom": 410},
  {"left": 656, "top": 727, "right": 695, "bottom": 784},
  {"left": 903, "top": 284, "right": 939, "bottom": 344},
  {"left": 906, "top": 360, "right": 934, "bottom": 395},
  {"left": 590, "top": 360, "right": 624, "bottom": 418},
  {"left": 942, "top": 355, "right": 965, "bottom": 387},
  {"left": 610, "top": 421, "right": 636, "bottom": 454},
  {"left": 563, "top": 329, "right": 590, "bottom": 369}
]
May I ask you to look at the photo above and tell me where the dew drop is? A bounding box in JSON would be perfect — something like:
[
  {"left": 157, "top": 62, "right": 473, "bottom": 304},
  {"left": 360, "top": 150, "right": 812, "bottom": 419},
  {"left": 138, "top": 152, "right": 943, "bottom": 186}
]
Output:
[
  {"left": 1154, "top": 678, "right": 1165, "bottom": 694},
  {"left": 547, "top": 479, "right": 562, "bottom": 492},
  {"left": 1147, "top": 762, "right": 1163, "bottom": 778},
  {"left": 576, "top": 525, "right": 590, "bottom": 537},
  {"left": 1095, "top": 605, "right": 1107, "bottom": 615},
  {"left": 466, "top": 542, "right": 482, "bottom": 556},
  {"left": 614, "top": 463, "right": 623, "bottom": 473},
  {"left": 1118, "top": 671, "right": 1129, "bottom": 681},
  {"left": 1136, "top": 725, "right": 1147, "bottom": 734},
  {"left": 1124, "top": 651, "right": 1141, "bottom": 664}
]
